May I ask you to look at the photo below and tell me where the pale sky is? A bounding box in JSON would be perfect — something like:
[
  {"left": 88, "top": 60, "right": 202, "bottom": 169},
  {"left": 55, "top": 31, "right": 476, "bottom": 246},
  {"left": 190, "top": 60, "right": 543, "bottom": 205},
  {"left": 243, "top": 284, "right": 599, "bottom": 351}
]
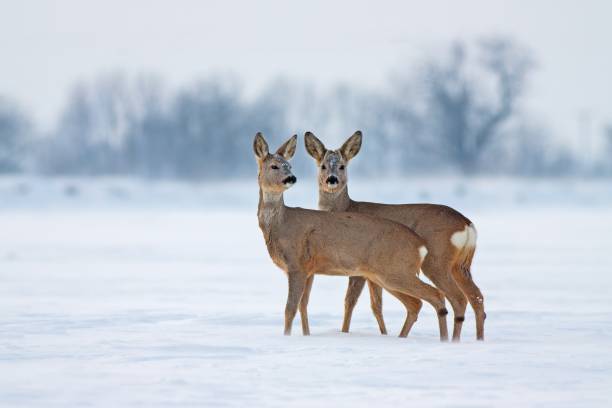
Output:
[{"left": 1, "top": 0, "right": 611, "bottom": 152}]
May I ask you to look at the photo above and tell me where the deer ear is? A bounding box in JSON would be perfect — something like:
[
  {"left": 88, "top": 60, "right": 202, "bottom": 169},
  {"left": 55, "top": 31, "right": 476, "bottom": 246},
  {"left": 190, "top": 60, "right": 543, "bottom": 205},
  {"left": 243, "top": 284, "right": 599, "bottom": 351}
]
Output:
[
  {"left": 253, "top": 132, "right": 269, "bottom": 159},
  {"left": 304, "top": 132, "right": 326, "bottom": 162},
  {"left": 340, "top": 130, "right": 362, "bottom": 161},
  {"left": 275, "top": 134, "right": 297, "bottom": 160}
]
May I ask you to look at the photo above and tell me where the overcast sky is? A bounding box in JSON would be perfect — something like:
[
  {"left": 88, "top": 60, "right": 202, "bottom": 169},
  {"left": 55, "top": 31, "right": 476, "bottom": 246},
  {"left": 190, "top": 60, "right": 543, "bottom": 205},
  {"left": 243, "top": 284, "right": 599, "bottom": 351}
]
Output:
[{"left": 1, "top": 0, "right": 611, "bottom": 150}]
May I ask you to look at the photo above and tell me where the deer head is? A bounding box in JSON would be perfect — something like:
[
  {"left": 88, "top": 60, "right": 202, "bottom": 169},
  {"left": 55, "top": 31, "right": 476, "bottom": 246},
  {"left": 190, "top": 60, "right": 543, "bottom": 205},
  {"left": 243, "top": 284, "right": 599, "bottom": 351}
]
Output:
[
  {"left": 304, "top": 131, "right": 362, "bottom": 193},
  {"left": 254, "top": 132, "right": 298, "bottom": 193}
]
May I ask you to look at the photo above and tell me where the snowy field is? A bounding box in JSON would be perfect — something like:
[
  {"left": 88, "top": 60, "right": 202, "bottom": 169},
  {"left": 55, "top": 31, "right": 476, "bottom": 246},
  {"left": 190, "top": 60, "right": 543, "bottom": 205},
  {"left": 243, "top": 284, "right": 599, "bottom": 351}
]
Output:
[{"left": 1, "top": 177, "right": 612, "bottom": 407}]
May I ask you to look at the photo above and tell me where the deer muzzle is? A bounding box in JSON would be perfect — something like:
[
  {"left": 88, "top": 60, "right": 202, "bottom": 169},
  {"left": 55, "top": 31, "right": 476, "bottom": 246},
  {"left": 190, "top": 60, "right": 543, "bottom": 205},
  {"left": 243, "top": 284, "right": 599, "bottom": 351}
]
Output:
[
  {"left": 326, "top": 175, "right": 339, "bottom": 185},
  {"left": 282, "top": 175, "right": 297, "bottom": 185}
]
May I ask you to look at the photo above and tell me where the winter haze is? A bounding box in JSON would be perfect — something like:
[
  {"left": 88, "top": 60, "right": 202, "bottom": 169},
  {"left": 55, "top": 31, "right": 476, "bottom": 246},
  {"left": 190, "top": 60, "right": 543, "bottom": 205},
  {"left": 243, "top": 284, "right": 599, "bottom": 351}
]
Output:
[{"left": 1, "top": 1, "right": 611, "bottom": 407}]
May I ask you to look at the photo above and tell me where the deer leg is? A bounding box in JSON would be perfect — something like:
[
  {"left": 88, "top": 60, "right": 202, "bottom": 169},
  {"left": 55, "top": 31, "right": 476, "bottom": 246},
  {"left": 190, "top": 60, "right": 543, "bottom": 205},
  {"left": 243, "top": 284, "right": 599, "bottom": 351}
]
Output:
[
  {"left": 451, "top": 266, "right": 486, "bottom": 341},
  {"left": 386, "top": 277, "right": 449, "bottom": 342},
  {"left": 284, "top": 272, "right": 307, "bottom": 336},
  {"left": 389, "top": 291, "right": 422, "bottom": 338},
  {"left": 299, "top": 275, "right": 314, "bottom": 336},
  {"left": 367, "top": 280, "right": 387, "bottom": 335},
  {"left": 341, "top": 276, "right": 366, "bottom": 333},
  {"left": 447, "top": 287, "right": 468, "bottom": 342},
  {"left": 423, "top": 262, "right": 468, "bottom": 342}
]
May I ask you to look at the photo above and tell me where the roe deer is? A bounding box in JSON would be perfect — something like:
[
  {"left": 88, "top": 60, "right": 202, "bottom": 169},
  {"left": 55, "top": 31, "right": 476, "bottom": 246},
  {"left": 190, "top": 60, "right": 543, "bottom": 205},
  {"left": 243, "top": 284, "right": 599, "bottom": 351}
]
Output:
[
  {"left": 254, "top": 132, "right": 449, "bottom": 341},
  {"left": 304, "top": 131, "right": 486, "bottom": 341}
]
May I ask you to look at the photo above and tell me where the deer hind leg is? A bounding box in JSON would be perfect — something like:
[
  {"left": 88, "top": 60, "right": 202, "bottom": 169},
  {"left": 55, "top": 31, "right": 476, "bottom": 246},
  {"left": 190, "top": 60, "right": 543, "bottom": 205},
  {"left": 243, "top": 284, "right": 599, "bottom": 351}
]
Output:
[
  {"left": 422, "top": 257, "right": 468, "bottom": 342},
  {"left": 446, "top": 282, "right": 468, "bottom": 342},
  {"left": 367, "top": 280, "right": 387, "bottom": 335},
  {"left": 299, "top": 275, "right": 314, "bottom": 336},
  {"left": 389, "top": 290, "right": 422, "bottom": 337},
  {"left": 341, "top": 276, "right": 366, "bottom": 333},
  {"left": 451, "top": 265, "right": 486, "bottom": 341},
  {"left": 383, "top": 275, "right": 449, "bottom": 342},
  {"left": 284, "top": 272, "right": 308, "bottom": 336}
]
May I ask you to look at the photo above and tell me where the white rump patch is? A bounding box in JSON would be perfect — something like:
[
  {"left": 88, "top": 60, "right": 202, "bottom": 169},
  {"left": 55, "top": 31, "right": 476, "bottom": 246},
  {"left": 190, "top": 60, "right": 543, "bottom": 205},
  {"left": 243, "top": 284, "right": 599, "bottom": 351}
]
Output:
[
  {"left": 467, "top": 224, "right": 478, "bottom": 247},
  {"left": 450, "top": 226, "right": 469, "bottom": 249},
  {"left": 450, "top": 224, "right": 478, "bottom": 249},
  {"left": 418, "top": 245, "right": 428, "bottom": 261}
]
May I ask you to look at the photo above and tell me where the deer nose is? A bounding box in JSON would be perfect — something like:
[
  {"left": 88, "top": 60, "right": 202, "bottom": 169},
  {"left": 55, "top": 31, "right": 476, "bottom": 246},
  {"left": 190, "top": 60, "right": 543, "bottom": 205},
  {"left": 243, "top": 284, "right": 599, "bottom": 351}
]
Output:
[
  {"left": 326, "top": 175, "right": 338, "bottom": 185},
  {"left": 283, "top": 175, "right": 297, "bottom": 185}
]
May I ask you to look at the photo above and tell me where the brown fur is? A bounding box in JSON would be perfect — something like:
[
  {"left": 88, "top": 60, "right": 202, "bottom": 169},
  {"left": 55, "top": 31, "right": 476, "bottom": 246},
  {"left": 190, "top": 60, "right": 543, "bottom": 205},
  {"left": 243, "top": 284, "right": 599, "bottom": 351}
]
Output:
[
  {"left": 304, "top": 131, "right": 486, "bottom": 341},
  {"left": 254, "top": 132, "right": 449, "bottom": 341}
]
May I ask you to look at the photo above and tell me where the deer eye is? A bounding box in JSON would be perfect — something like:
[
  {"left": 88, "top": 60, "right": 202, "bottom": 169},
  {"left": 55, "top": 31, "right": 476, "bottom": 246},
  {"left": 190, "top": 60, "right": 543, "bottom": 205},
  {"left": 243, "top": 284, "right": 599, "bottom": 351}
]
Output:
[
  {"left": 321, "top": 165, "right": 326, "bottom": 170},
  {"left": 271, "top": 165, "right": 279, "bottom": 170},
  {"left": 339, "top": 165, "right": 345, "bottom": 170}
]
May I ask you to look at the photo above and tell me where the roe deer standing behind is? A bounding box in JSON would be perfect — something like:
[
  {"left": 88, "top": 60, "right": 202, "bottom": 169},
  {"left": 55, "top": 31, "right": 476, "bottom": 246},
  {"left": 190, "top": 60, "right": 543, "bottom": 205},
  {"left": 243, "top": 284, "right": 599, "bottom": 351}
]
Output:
[
  {"left": 254, "top": 132, "right": 449, "bottom": 340},
  {"left": 304, "top": 131, "right": 486, "bottom": 341}
]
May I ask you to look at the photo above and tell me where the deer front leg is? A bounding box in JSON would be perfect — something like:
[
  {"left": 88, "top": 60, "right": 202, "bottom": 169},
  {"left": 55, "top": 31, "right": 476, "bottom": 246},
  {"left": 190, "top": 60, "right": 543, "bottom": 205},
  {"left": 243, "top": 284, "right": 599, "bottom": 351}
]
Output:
[
  {"left": 299, "top": 275, "right": 314, "bottom": 335},
  {"left": 284, "top": 272, "right": 307, "bottom": 336},
  {"left": 367, "top": 280, "right": 388, "bottom": 335},
  {"left": 342, "top": 276, "right": 366, "bottom": 333}
]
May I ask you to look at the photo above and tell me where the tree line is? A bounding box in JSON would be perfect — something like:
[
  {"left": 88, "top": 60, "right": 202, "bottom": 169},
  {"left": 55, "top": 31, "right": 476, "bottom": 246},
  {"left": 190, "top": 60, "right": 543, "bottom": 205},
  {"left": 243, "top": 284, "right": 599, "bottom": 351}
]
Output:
[{"left": 1, "top": 38, "right": 607, "bottom": 179}]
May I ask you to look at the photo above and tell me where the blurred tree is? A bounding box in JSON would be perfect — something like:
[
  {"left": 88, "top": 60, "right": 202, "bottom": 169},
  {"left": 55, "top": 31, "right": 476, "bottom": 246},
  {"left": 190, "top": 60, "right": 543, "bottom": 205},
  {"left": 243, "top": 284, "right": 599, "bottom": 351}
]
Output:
[
  {"left": 0, "top": 97, "right": 31, "bottom": 173},
  {"left": 326, "top": 85, "right": 402, "bottom": 175},
  {"left": 392, "top": 37, "right": 534, "bottom": 173},
  {"left": 40, "top": 74, "right": 146, "bottom": 175},
  {"left": 42, "top": 73, "right": 288, "bottom": 179},
  {"left": 479, "top": 119, "right": 579, "bottom": 176},
  {"left": 603, "top": 125, "right": 612, "bottom": 174},
  {"left": 169, "top": 79, "right": 244, "bottom": 178},
  {"left": 432, "top": 39, "right": 533, "bottom": 172},
  {"left": 124, "top": 76, "right": 288, "bottom": 179}
]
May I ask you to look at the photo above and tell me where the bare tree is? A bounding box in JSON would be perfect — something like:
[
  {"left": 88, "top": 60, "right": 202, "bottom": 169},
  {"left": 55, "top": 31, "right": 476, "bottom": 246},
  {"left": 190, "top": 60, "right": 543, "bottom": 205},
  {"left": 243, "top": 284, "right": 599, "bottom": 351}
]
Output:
[
  {"left": 419, "top": 38, "right": 534, "bottom": 173},
  {"left": 40, "top": 73, "right": 166, "bottom": 175},
  {"left": 0, "top": 97, "right": 31, "bottom": 173}
]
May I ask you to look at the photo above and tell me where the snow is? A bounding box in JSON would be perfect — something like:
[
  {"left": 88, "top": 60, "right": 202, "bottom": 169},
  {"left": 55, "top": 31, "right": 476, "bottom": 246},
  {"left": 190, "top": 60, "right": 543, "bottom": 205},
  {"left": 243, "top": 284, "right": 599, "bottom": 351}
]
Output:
[{"left": 1, "top": 177, "right": 611, "bottom": 406}]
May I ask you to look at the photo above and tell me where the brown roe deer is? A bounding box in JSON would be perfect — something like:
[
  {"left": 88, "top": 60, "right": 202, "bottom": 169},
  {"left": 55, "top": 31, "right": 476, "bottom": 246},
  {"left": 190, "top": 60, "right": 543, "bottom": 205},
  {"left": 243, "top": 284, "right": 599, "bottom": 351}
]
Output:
[
  {"left": 254, "top": 132, "right": 449, "bottom": 341},
  {"left": 304, "top": 131, "right": 486, "bottom": 341}
]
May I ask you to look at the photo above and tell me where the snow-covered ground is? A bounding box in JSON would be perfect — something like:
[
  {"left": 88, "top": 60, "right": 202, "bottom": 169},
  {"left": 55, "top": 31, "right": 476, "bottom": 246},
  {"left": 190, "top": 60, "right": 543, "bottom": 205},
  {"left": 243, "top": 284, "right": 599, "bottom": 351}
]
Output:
[{"left": 1, "top": 177, "right": 611, "bottom": 406}]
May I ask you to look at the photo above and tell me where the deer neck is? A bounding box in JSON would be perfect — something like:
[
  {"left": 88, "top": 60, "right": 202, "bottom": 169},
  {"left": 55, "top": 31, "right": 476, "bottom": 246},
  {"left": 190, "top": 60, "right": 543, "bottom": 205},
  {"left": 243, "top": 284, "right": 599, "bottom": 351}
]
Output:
[
  {"left": 318, "top": 185, "right": 352, "bottom": 212},
  {"left": 258, "top": 188, "right": 286, "bottom": 238}
]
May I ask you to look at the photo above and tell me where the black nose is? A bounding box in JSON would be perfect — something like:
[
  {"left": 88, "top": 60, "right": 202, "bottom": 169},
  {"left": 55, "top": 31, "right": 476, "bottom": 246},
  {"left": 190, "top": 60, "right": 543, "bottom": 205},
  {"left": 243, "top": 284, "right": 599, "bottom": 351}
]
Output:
[
  {"left": 327, "top": 176, "right": 338, "bottom": 185},
  {"left": 283, "top": 175, "right": 297, "bottom": 185}
]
